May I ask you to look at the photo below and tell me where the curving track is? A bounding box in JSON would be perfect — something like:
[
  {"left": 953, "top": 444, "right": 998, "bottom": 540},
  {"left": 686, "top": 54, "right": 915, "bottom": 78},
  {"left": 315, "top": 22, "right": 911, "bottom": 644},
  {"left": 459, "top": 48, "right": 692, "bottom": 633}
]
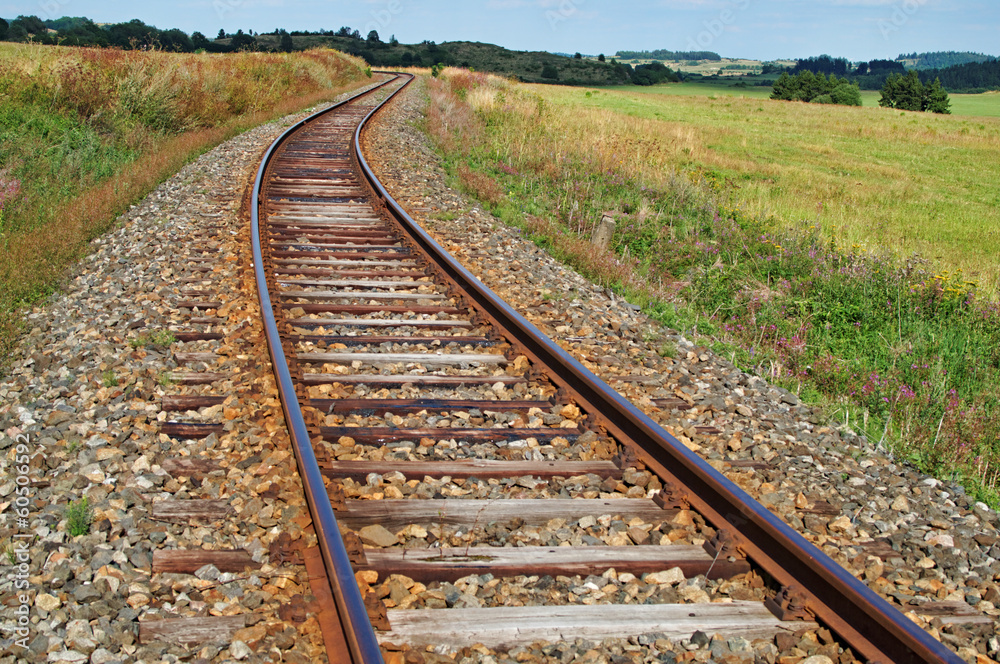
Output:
[{"left": 250, "top": 73, "right": 964, "bottom": 664}]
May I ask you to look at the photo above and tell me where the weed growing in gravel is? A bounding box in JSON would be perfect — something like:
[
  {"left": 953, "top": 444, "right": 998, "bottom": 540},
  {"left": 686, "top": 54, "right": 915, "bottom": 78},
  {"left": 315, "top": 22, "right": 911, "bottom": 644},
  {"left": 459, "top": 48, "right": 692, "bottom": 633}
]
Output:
[
  {"left": 424, "top": 69, "right": 1000, "bottom": 506},
  {"left": 3, "top": 545, "right": 14, "bottom": 565},
  {"left": 129, "top": 330, "right": 177, "bottom": 349},
  {"left": 66, "top": 498, "right": 92, "bottom": 537},
  {"left": 101, "top": 370, "right": 119, "bottom": 387},
  {"left": 157, "top": 372, "right": 177, "bottom": 387}
]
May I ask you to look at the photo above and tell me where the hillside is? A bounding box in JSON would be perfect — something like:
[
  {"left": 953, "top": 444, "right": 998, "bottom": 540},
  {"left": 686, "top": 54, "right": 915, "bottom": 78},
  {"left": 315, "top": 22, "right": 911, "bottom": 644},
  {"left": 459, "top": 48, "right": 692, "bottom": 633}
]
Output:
[
  {"left": 898, "top": 51, "right": 996, "bottom": 70},
  {"left": 262, "top": 34, "right": 631, "bottom": 85}
]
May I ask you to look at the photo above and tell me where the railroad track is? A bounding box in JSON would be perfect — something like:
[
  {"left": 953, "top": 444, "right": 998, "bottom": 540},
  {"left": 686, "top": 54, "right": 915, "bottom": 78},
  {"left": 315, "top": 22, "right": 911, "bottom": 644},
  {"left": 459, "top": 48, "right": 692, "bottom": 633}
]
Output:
[{"left": 250, "top": 73, "right": 964, "bottom": 664}]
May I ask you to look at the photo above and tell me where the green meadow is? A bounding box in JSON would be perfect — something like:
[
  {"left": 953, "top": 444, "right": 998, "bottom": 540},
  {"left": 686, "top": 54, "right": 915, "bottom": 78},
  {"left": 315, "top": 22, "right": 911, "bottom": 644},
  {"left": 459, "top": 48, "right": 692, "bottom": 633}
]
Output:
[
  {"left": 551, "top": 82, "right": 1000, "bottom": 292},
  {"left": 606, "top": 81, "right": 1000, "bottom": 117}
]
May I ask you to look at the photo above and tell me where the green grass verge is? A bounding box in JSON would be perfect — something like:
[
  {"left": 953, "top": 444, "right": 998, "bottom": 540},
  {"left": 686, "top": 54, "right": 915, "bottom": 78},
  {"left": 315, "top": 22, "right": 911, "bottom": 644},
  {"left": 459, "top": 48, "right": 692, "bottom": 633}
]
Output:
[{"left": 424, "top": 70, "right": 1000, "bottom": 507}]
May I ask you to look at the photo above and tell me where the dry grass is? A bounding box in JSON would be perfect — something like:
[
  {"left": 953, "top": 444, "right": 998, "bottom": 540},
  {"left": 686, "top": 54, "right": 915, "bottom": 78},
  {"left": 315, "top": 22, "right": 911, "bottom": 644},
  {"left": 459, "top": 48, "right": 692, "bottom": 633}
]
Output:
[
  {"left": 427, "top": 68, "right": 1000, "bottom": 291},
  {"left": 532, "top": 84, "right": 1000, "bottom": 292},
  {"left": 0, "top": 44, "right": 370, "bottom": 358}
]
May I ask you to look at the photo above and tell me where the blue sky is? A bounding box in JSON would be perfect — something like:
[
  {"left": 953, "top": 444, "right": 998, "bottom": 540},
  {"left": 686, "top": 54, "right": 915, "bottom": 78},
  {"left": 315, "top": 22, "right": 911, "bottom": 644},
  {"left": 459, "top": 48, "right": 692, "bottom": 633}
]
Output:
[{"left": 3, "top": 0, "right": 997, "bottom": 62}]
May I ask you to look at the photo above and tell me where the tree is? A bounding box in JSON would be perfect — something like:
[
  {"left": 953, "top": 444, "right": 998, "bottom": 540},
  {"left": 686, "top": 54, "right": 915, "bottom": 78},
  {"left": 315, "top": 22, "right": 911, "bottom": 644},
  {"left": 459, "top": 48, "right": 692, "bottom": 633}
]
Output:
[
  {"left": 878, "top": 70, "right": 950, "bottom": 113},
  {"left": 541, "top": 64, "right": 559, "bottom": 80},
  {"left": 279, "top": 29, "right": 294, "bottom": 52},
  {"left": 597, "top": 53, "right": 605, "bottom": 62},
  {"left": 367, "top": 30, "right": 379, "bottom": 43},
  {"left": 106, "top": 19, "right": 159, "bottom": 49},
  {"left": 0, "top": 18, "right": 8, "bottom": 40},
  {"left": 923, "top": 77, "right": 951, "bottom": 113},
  {"left": 880, "top": 70, "right": 924, "bottom": 111},
  {"left": 336, "top": 26, "right": 353, "bottom": 37},
  {"left": 7, "top": 20, "right": 27, "bottom": 41},
  {"left": 161, "top": 28, "right": 194, "bottom": 52},
  {"left": 771, "top": 70, "right": 860, "bottom": 106},
  {"left": 192, "top": 31, "right": 210, "bottom": 50},
  {"left": 630, "top": 62, "right": 679, "bottom": 86},
  {"left": 16, "top": 15, "right": 46, "bottom": 35},
  {"left": 829, "top": 82, "right": 862, "bottom": 106},
  {"left": 230, "top": 28, "right": 255, "bottom": 51},
  {"left": 573, "top": 52, "right": 582, "bottom": 59},
  {"left": 389, "top": 34, "right": 398, "bottom": 45},
  {"left": 771, "top": 72, "right": 795, "bottom": 100}
]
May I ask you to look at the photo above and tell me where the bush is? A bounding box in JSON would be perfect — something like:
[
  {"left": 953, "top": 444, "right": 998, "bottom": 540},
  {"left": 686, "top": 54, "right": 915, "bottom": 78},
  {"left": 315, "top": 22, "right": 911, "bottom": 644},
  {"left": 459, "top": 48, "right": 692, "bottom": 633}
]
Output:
[
  {"left": 879, "top": 71, "right": 951, "bottom": 113},
  {"left": 66, "top": 497, "right": 92, "bottom": 537},
  {"left": 772, "top": 71, "right": 862, "bottom": 106}
]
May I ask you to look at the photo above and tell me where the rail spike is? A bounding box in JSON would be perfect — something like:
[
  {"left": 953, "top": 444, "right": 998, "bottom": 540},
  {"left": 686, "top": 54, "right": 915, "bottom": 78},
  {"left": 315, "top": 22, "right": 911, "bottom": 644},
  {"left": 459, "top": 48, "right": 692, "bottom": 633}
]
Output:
[
  {"left": 703, "top": 528, "right": 743, "bottom": 561},
  {"left": 652, "top": 482, "right": 690, "bottom": 510},
  {"left": 765, "top": 584, "right": 814, "bottom": 622}
]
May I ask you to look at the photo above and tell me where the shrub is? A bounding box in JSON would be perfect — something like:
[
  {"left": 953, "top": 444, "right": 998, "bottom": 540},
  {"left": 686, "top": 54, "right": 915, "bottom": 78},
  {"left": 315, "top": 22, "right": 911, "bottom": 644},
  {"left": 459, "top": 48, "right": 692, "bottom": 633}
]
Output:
[{"left": 66, "top": 497, "right": 92, "bottom": 537}]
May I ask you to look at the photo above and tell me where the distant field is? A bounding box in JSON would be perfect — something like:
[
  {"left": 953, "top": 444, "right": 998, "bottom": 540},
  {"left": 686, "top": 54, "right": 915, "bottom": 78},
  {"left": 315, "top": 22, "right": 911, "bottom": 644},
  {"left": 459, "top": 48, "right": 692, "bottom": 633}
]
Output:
[
  {"left": 950, "top": 91, "right": 1000, "bottom": 117},
  {"left": 551, "top": 82, "right": 1000, "bottom": 291},
  {"left": 612, "top": 58, "right": 786, "bottom": 77},
  {"left": 602, "top": 82, "right": 1000, "bottom": 117}
]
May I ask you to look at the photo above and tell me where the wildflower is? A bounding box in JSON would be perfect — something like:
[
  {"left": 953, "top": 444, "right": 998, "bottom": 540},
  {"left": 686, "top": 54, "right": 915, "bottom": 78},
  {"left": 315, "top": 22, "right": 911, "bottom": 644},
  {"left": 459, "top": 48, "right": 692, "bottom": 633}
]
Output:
[{"left": 0, "top": 172, "right": 22, "bottom": 210}]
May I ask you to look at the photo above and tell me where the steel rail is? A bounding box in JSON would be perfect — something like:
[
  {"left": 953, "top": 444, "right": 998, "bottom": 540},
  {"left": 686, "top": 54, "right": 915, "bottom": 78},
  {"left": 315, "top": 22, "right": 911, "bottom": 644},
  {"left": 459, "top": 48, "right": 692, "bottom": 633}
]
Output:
[
  {"left": 351, "top": 75, "right": 964, "bottom": 664},
  {"left": 252, "top": 76, "right": 402, "bottom": 664}
]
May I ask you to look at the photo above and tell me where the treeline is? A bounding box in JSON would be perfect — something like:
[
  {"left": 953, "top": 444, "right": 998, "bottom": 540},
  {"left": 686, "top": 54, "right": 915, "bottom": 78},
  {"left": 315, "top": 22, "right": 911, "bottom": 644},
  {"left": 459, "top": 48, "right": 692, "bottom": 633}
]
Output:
[
  {"left": 615, "top": 49, "right": 720, "bottom": 61},
  {"left": 879, "top": 71, "right": 950, "bottom": 113},
  {"left": 789, "top": 53, "right": 999, "bottom": 93},
  {"left": 898, "top": 51, "right": 996, "bottom": 70},
  {"left": 923, "top": 60, "right": 1000, "bottom": 94},
  {"left": 619, "top": 61, "right": 680, "bottom": 85},
  {"left": 793, "top": 55, "right": 852, "bottom": 76},
  {"left": 771, "top": 71, "right": 861, "bottom": 106},
  {"left": 0, "top": 15, "right": 269, "bottom": 52}
]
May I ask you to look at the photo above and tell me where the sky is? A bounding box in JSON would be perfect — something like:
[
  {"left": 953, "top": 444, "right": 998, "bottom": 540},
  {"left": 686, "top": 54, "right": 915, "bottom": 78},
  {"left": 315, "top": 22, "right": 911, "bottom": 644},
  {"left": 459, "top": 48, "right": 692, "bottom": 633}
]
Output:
[{"left": 2, "top": 0, "right": 997, "bottom": 62}]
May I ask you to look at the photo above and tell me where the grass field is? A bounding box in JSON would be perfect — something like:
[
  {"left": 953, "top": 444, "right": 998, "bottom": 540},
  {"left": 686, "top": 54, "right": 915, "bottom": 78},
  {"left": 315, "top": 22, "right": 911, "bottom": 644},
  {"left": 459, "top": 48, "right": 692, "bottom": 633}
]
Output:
[
  {"left": 564, "top": 82, "right": 1000, "bottom": 291},
  {"left": 425, "top": 69, "right": 1000, "bottom": 504},
  {"left": 600, "top": 81, "right": 1000, "bottom": 116}
]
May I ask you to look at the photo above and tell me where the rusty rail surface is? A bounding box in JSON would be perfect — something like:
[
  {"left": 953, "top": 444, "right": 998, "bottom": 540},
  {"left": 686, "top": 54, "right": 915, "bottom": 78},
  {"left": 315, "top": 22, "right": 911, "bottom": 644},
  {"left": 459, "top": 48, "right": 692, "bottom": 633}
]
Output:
[
  {"left": 251, "top": 72, "right": 964, "bottom": 664},
  {"left": 251, "top": 76, "right": 400, "bottom": 664}
]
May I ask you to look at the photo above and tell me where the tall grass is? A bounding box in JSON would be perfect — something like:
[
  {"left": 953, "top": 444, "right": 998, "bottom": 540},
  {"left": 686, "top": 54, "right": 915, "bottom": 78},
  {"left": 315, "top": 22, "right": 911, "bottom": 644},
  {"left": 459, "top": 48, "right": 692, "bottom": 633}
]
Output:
[
  {"left": 424, "top": 68, "right": 1000, "bottom": 505},
  {"left": 0, "top": 43, "right": 369, "bottom": 355}
]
